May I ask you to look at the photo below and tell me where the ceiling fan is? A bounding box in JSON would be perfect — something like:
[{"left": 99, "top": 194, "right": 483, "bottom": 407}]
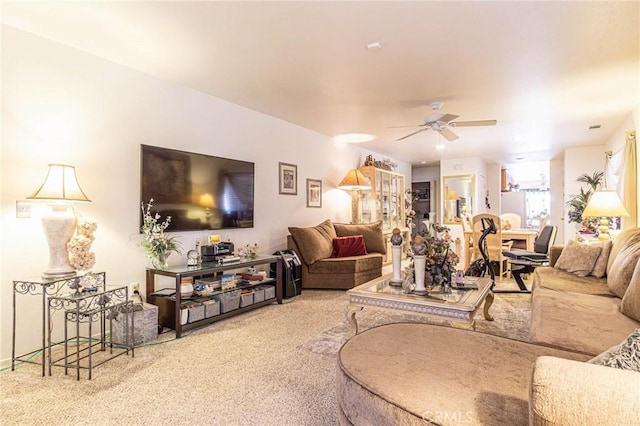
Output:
[{"left": 392, "top": 102, "right": 497, "bottom": 142}]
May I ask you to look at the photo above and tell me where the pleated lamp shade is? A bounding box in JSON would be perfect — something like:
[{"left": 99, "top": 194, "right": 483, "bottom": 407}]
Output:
[{"left": 338, "top": 169, "right": 371, "bottom": 190}]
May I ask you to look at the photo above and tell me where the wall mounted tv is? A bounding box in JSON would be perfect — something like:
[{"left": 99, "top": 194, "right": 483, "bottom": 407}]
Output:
[{"left": 140, "top": 144, "right": 254, "bottom": 231}]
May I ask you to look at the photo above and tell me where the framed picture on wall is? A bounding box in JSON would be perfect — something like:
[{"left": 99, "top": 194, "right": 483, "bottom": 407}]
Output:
[
  {"left": 279, "top": 162, "right": 297, "bottom": 195},
  {"left": 306, "top": 178, "right": 322, "bottom": 208}
]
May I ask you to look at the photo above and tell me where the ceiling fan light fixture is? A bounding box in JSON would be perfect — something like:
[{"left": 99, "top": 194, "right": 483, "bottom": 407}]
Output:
[
  {"left": 334, "top": 133, "right": 376, "bottom": 144},
  {"left": 366, "top": 41, "right": 383, "bottom": 51}
]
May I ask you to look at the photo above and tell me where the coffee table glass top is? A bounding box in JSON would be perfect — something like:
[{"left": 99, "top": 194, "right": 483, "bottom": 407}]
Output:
[{"left": 348, "top": 273, "right": 491, "bottom": 312}]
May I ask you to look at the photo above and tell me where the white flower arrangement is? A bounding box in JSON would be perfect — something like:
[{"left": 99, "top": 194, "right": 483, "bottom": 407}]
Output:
[
  {"left": 140, "top": 198, "right": 181, "bottom": 267},
  {"left": 67, "top": 217, "right": 97, "bottom": 270}
]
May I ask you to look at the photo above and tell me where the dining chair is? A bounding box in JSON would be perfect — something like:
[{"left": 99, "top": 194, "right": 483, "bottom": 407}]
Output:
[
  {"left": 471, "top": 213, "right": 513, "bottom": 280},
  {"left": 499, "top": 212, "right": 522, "bottom": 229}
]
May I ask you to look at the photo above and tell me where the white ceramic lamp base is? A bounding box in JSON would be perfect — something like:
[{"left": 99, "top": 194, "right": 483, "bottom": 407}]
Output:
[{"left": 42, "top": 204, "right": 77, "bottom": 279}]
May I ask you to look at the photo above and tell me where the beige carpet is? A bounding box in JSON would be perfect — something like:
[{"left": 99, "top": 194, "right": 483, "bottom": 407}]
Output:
[{"left": 0, "top": 288, "right": 530, "bottom": 426}]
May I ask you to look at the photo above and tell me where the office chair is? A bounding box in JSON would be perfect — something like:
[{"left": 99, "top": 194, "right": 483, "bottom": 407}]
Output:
[{"left": 503, "top": 225, "right": 558, "bottom": 292}]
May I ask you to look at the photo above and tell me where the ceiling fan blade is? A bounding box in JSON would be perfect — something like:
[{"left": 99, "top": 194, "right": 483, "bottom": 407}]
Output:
[
  {"left": 437, "top": 114, "right": 459, "bottom": 124},
  {"left": 439, "top": 127, "right": 459, "bottom": 141},
  {"left": 396, "top": 128, "right": 428, "bottom": 141},
  {"left": 450, "top": 119, "right": 497, "bottom": 127},
  {"left": 387, "top": 124, "right": 425, "bottom": 129}
]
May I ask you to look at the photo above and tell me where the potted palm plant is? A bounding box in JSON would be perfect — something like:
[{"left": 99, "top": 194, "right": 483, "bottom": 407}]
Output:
[{"left": 566, "top": 171, "right": 603, "bottom": 233}]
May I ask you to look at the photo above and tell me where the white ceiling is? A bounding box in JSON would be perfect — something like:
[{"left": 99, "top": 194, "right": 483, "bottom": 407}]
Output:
[{"left": 3, "top": 1, "right": 639, "bottom": 167}]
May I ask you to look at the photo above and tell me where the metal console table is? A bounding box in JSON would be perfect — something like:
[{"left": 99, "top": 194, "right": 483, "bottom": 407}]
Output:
[
  {"left": 12, "top": 272, "right": 106, "bottom": 376},
  {"left": 47, "top": 286, "right": 135, "bottom": 380},
  {"left": 146, "top": 255, "right": 283, "bottom": 338}
]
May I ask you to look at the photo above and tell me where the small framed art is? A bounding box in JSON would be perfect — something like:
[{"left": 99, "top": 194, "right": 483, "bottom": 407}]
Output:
[
  {"left": 279, "top": 162, "right": 297, "bottom": 195},
  {"left": 306, "top": 178, "right": 322, "bottom": 208}
]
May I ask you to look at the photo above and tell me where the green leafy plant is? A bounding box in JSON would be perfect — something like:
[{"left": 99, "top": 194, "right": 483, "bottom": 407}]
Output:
[
  {"left": 140, "top": 198, "right": 181, "bottom": 267},
  {"left": 566, "top": 171, "right": 604, "bottom": 232}
]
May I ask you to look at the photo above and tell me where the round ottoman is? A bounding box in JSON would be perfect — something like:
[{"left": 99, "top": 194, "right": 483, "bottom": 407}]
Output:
[{"left": 336, "top": 323, "right": 589, "bottom": 425}]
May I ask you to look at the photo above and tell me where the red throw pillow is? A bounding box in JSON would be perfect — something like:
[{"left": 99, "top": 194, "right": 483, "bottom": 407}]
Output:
[{"left": 331, "top": 235, "right": 368, "bottom": 258}]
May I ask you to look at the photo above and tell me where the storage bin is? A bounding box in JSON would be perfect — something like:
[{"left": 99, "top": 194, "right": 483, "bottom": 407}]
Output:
[
  {"left": 240, "top": 291, "right": 254, "bottom": 308},
  {"left": 214, "top": 289, "right": 241, "bottom": 313},
  {"left": 187, "top": 303, "right": 205, "bottom": 323},
  {"left": 252, "top": 287, "right": 265, "bottom": 303},
  {"left": 262, "top": 285, "right": 276, "bottom": 300},
  {"left": 111, "top": 303, "right": 158, "bottom": 346},
  {"left": 203, "top": 299, "right": 220, "bottom": 318}
]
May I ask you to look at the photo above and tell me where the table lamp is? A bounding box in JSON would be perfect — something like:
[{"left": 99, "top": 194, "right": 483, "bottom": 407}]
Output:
[
  {"left": 582, "top": 190, "right": 629, "bottom": 241},
  {"left": 27, "top": 164, "right": 91, "bottom": 278},
  {"left": 338, "top": 169, "right": 371, "bottom": 224}
]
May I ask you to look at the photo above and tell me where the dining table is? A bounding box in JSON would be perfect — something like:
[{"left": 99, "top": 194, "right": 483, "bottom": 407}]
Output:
[{"left": 463, "top": 228, "right": 539, "bottom": 270}]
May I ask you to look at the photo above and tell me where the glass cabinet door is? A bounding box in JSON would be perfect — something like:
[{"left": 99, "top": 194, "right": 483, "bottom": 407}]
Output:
[{"left": 354, "top": 166, "right": 406, "bottom": 230}]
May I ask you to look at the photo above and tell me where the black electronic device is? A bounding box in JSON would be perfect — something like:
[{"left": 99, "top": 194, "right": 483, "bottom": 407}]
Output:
[
  {"left": 271, "top": 250, "right": 301, "bottom": 299},
  {"left": 201, "top": 242, "right": 235, "bottom": 262}
]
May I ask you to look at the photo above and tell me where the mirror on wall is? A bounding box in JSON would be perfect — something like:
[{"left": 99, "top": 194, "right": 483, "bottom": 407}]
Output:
[{"left": 443, "top": 174, "right": 475, "bottom": 224}]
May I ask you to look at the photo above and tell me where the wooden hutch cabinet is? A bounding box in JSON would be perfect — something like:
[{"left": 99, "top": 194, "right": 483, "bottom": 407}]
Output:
[{"left": 353, "top": 166, "right": 410, "bottom": 263}]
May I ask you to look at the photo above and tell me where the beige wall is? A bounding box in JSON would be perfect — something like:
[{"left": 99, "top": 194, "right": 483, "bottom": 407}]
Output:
[{"left": 0, "top": 27, "right": 409, "bottom": 362}]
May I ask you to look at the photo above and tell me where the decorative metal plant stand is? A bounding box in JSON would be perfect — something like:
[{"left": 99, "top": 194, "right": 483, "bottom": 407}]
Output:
[
  {"left": 47, "top": 286, "right": 134, "bottom": 380},
  {"left": 12, "top": 272, "right": 106, "bottom": 376}
]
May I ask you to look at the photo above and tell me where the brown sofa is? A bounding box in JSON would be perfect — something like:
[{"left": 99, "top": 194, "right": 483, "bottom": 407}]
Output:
[
  {"left": 337, "top": 227, "right": 640, "bottom": 425},
  {"left": 287, "top": 219, "right": 385, "bottom": 290}
]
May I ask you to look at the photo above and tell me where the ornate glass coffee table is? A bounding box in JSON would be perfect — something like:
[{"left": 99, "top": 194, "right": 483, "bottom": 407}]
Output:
[{"left": 346, "top": 273, "right": 494, "bottom": 334}]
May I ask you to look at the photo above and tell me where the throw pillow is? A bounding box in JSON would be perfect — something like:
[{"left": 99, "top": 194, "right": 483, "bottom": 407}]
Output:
[
  {"left": 288, "top": 219, "right": 337, "bottom": 265},
  {"left": 333, "top": 221, "right": 386, "bottom": 254},
  {"left": 587, "top": 328, "right": 640, "bottom": 372},
  {"left": 590, "top": 240, "right": 613, "bottom": 278},
  {"left": 607, "top": 244, "right": 640, "bottom": 298},
  {"left": 554, "top": 240, "right": 602, "bottom": 277},
  {"left": 607, "top": 228, "right": 640, "bottom": 274},
  {"left": 330, "top": 235, "right": 368, "bottom": 258},
  {"left": 620, "top": 259, "right": 640, "bottom": 322}
]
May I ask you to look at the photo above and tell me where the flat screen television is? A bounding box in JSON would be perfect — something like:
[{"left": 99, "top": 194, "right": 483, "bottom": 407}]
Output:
[{"left": 140, "top": 144, "right": 254, "bottom": 231}]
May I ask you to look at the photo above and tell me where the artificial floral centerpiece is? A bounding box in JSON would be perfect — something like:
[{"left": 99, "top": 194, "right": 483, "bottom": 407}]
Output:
[
  {"left": 140, "top": 198, "right": 182, "bottom": 269},
  {"left": 409, "top": 222, "right": 460, "bottom": 289},
  {"left": 67, "top": 217, "right": 97, "bottom": 271}
]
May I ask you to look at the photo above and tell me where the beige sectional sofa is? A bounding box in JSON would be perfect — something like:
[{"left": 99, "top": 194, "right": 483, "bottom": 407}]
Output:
[
  {"left": 287, "top": 219, "right": 385, "bottom": 290},
  {"left": 337, "top": 227, "right": 640, "bottom": 425},
  {"left": 530, "top": 228, "right": 640, "bottom": 355}
]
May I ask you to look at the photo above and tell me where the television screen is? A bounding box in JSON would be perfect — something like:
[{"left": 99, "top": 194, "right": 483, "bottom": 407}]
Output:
[{"left": 140, "top": 144, "right": 254, "bottom": 231}]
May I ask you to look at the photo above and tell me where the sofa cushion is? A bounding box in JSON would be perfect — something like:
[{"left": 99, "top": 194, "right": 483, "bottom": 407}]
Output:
[
  {"left": 333, "top": 221, "right": 386, "bottom": 254},
  {"left": 530, "top": 287, "right": 640, "bottom": 356},
  {"left": 331, "top": 235, "right": 368, "bottom": 258},
  {"left": 530, "top": 356, "right": 640, "bottom": 426},
  {"left": 607, "top": 227, "right": 640, "bottom": 274},
  {"left": 590, "top": 240, "right": 613, "bottom": 278},
  {"left": 533, "top": 266, "right": 611, "bottom": 296},
  {"left": 288, "top": 219, "right": 337, "bottom": 265},
  {"left": 554, "top": 240, "right": 601, "bottom": 277},
  {"left": 607, "top": 243, "right": 640, "bottom": 298},
  {"left": 620, "top": 259, "right": 640, "bottom": 321},
  {"left": 309, "top": 254, "right": 382, "bottom": 275},
  {"left": 587, "top": 328, "right": 640, "bottom": 372}
]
